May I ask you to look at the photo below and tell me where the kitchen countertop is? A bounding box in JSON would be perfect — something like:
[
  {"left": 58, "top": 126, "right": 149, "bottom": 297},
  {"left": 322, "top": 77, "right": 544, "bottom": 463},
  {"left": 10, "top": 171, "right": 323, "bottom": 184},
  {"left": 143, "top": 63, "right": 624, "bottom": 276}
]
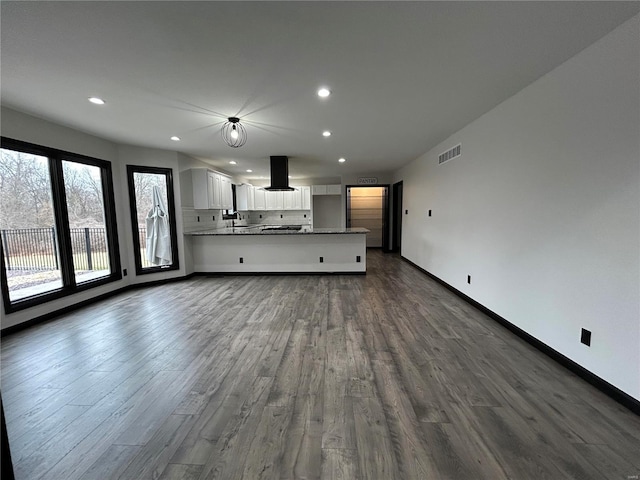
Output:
[{"left": 186, "top": 225, "right": 369, "bottom": 235}]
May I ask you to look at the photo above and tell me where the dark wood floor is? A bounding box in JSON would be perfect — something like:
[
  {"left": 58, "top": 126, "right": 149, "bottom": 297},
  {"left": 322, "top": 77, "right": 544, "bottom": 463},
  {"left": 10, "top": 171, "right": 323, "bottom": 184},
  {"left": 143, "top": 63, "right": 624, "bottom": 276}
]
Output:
[{"left": 1, "top": 250, "right": 639, "bottom": 480}]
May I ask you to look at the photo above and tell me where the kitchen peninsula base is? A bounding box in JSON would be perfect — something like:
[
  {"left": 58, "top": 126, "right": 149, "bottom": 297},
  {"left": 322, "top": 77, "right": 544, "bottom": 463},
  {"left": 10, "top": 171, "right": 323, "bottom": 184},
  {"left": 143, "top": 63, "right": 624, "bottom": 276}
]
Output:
[{"left": 189, "top": 229, "right": 367, "bottom": 273}]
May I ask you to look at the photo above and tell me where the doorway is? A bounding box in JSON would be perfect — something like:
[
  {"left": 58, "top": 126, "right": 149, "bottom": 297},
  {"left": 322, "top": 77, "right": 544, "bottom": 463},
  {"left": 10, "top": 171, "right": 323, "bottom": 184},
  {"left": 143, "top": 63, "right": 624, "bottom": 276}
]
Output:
[
  {"left": 392, "top": 181, "right": 403, "bottom": 253},
  {"left": 346, "top": 185, "right": 390, "bottom": 250}
]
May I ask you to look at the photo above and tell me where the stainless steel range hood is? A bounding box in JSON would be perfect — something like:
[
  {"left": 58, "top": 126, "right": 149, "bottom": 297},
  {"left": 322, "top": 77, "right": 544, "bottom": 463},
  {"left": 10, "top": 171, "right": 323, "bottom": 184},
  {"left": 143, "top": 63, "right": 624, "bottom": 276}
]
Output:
[{"left": 264, "top": 156, "right": 294, "bottom": 191}]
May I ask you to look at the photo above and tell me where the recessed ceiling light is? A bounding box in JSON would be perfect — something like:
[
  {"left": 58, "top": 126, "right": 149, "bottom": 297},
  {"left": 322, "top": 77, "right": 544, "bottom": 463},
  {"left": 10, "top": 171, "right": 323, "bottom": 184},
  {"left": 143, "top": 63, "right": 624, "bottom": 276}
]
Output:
[
  {"left": 317, "top": 87, "right": 331, "bottom": 98},
  {"left": 170, "top": 136, "right": 180, "bottom": 141},
  {"left": 246, "top": 169, "right": 253, "bottom": 173},
  {"left": 338, "top": 158, "right": 346, "bottom": 163},
  {"left": 322, "top": 131, "right": 332, "bottom": 137},
  {"left": 229, "top": 161, "right": 237, "bottom": 165},
  {"left": 88, "top": 97, "right": 105, "bottom": 105}
]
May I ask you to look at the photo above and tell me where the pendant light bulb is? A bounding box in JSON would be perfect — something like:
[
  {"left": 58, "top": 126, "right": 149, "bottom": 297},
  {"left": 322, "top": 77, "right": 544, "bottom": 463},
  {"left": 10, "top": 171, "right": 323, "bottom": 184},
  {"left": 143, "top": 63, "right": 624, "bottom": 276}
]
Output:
[{"left": 222, "top": 117, "right": 247, "bottom": 148}]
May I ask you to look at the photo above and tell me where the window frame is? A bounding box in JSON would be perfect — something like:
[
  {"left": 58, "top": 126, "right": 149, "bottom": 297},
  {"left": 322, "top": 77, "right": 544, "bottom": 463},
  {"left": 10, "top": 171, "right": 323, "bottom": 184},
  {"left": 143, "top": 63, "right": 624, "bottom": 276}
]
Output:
[
  {"left": 1, "top": 137, "right": 122, "bottom": 314},
  {"left": 126, "top": 165, "right": 179, "bottom": 276}
]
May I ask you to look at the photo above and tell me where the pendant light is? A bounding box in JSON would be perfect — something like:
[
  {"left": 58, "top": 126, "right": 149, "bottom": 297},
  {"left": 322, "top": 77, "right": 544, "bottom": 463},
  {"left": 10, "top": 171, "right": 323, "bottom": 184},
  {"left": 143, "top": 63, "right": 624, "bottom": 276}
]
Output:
[{"left": 221, "top": 117, "right": 247, "bottom": 148}]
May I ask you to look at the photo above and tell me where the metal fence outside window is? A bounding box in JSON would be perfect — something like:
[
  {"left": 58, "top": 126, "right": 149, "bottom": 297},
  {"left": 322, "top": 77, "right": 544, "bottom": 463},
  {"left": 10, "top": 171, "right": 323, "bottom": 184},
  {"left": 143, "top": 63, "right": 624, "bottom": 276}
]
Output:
[{"left": 1, "top": 227, "right": 149, "bottom": 271}]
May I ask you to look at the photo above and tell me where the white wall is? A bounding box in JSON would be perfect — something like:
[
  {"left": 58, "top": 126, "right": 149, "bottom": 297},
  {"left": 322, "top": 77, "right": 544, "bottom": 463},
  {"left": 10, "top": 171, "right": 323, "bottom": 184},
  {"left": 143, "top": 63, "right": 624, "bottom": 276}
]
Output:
[
  {"left": 396, "top": 15, "right": 640, "bottom": 400},
  {"left": 1, "top": 107, "right": 119, "bottom": 163},
  {"left": 313, "top": 196, "right": 342, "bottom": 228}
]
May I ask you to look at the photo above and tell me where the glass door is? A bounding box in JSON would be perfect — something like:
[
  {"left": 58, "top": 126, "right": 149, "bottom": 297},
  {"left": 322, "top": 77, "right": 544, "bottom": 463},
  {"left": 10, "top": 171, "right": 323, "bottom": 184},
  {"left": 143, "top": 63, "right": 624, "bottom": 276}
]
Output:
[{"left": 126, "top": 166, "right": 179, "bottom": 275}]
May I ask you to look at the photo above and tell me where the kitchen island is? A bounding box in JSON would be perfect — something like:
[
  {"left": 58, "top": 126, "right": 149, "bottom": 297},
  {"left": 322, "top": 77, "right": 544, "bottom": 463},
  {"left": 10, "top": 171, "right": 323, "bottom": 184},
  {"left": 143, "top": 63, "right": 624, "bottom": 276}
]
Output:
[{"left": 187, "top": 225, "right": 368, "bottom": 273}]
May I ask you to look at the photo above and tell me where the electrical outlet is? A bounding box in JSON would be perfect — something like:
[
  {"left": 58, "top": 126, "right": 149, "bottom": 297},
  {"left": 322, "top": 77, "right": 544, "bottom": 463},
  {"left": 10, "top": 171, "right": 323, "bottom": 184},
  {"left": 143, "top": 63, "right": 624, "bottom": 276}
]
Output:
[
  {"left": 123, "top": 269, "right": 127, "bottom": 276},
  {"left": 239, "top": 257, "right": 244, "bottom": 264},
  {"left": 356, "top": 256, "right": 361, "bottom": 263},
  {"left": 405, "top": 209, "right": 408, "bottom": 214},
  {"left": 467, "top": 275, "right": 471, "bottom": 284},
  {"left": 581, "top": 328, "right": 591, "bottom": 346},
  {"left": 428, "top": 210, "right": 432, "bottom": 217},
  {"left": 319, "top": 256, "right": 324, "bottom": 263}
]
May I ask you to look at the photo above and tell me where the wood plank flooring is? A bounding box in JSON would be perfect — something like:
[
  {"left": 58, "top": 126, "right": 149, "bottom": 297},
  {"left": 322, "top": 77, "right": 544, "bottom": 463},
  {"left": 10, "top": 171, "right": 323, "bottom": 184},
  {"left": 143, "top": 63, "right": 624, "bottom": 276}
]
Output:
[{"left": 2, "top": 250, "right": 639, "bottom": 480}]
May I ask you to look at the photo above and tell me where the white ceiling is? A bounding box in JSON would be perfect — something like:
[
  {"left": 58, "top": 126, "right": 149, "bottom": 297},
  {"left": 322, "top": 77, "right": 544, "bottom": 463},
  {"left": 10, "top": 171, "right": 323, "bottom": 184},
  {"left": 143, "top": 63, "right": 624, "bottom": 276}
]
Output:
[{"left": 2, "top": 1, "right": 638, "bottom": 181}]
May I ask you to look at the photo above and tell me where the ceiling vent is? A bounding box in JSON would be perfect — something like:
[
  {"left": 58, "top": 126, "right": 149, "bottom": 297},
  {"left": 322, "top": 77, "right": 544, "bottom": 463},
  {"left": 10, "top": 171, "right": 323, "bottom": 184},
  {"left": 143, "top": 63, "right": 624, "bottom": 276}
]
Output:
[{"left": 438, "top": 144, "right": 461, "bottom": 165}]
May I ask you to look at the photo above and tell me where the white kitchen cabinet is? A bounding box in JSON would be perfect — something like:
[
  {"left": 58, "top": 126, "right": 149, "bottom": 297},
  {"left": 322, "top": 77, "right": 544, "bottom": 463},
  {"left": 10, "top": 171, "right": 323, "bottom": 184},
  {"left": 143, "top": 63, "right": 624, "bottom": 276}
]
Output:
[
  {"left": 301, "top": 186, "right": 311, "bottom": 210},
  {"left": 253, "top": 187, "right": 266, "bottom": 210},
  {"left": 190, "top": 168, "right": 233, "bottom": 210},
  {"left": 326, "top": 184, "right": 342, "bottom": 195},
  {"left": 283, "top": 190, "right": 294, "bottom": 210},
  {"left": 220, "top": 175, "right": 233, "bottom": 210},
  {"left": 287, "top": 188, "right": 303, "bottom": 210},
  {"left": 289, "top": 187, "right": 302, "bottom": 210},
  {"left": 311, "top": 184, "right": 341, "bottom": 196},
  {"left": 236, "top": 184, "right": 255, "bottom": 211},
  {"left": 247, "top": 186, "right": 255, "bottom": 210},
  {"left": 237, "top": 185, "right": 310, "bottom": 211},
  {"left": 210, "top": 172, "right": 222, "bottom": 209},
  {"left": 265, "top": 190, "right": 284, "bottom": 210}
]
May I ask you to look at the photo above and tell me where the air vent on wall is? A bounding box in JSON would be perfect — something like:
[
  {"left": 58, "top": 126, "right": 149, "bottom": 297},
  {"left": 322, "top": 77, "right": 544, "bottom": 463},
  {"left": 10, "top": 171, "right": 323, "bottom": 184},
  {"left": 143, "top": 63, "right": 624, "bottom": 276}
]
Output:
[{"left": 438, "top": 143, "right": 461, "bottom": 165}]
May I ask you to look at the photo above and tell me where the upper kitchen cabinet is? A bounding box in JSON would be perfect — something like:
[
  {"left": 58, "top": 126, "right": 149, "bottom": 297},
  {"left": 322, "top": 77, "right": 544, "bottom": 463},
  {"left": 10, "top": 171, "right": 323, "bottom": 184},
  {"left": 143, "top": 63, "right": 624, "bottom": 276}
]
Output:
[
  {"left": 311, "top": 185, "right": 326, "bottom": 196},
  {"left": 284, "top": 188, "right": 302, "bottom": 210},
  {"left": 236, "top": 184, "right": 254, "bottom": 211},
  {"left": 300, "top": 186, "right": 311, "bottom": 210},
  {"left": 312, "top": 184, "right": 341, "bottom": 196},
  {"left": 283, "top": 187, "right": 311, "bottom": 210},
  {"left": 253, "top": 187, "right": 266, "bottom": 210},
  {"left": 190, "top": 168, "right": 233, "bottom": 210},
  {"left": 265, "top": 190, "right": 284, "bottom": 210},
  {"left": 235, "top": 185, "right": 310, "bottom": 211},
  {"left": 326, "top": 184, "right": 342, "bottom": 195},
  {"left": 219, "top": 175, "right": 233, "bottom": 210}
]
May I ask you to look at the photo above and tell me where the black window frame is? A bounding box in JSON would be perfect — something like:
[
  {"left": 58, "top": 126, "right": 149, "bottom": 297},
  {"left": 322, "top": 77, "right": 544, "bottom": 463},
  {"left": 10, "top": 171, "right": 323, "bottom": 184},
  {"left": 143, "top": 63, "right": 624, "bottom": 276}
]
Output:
[
  {"left": 1, "top": 137, "right": 122, "bottom": 314},
  {"left": 126, "top": 165, "right": 179, "bottom": 276}
]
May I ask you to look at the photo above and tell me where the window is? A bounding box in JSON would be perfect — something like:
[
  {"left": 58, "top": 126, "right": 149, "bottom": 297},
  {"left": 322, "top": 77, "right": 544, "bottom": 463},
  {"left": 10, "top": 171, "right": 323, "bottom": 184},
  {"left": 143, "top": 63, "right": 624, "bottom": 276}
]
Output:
[
  {"left": 126, "top": 165, "right": 179, "bottom": 275},
  {"left": 0, "top": 138, "right": 121, "bottom": 313}
]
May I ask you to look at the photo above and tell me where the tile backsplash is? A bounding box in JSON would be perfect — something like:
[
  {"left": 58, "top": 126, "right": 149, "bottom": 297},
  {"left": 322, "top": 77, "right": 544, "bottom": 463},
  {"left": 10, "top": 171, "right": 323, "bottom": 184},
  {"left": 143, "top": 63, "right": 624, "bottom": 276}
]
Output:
[
  {"left": 183, "top": 208, "right": 311, "bottom": 232},
  {"left": 247, "top": 210, "right": 311, "bottom": 226},
  {"left": 182, "top": 208, "right": 249, "bottom": 233}
]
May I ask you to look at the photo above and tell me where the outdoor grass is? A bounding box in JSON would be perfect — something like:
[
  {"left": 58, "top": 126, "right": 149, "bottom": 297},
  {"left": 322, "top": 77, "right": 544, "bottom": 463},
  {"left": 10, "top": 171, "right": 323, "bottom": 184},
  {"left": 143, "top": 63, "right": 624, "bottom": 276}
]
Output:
[
  {"left": 5, "top": 252, "right": 111, "bottom": 272},
  {"left": 6, "top": 249, "right": 156, "bottom": 291}
]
